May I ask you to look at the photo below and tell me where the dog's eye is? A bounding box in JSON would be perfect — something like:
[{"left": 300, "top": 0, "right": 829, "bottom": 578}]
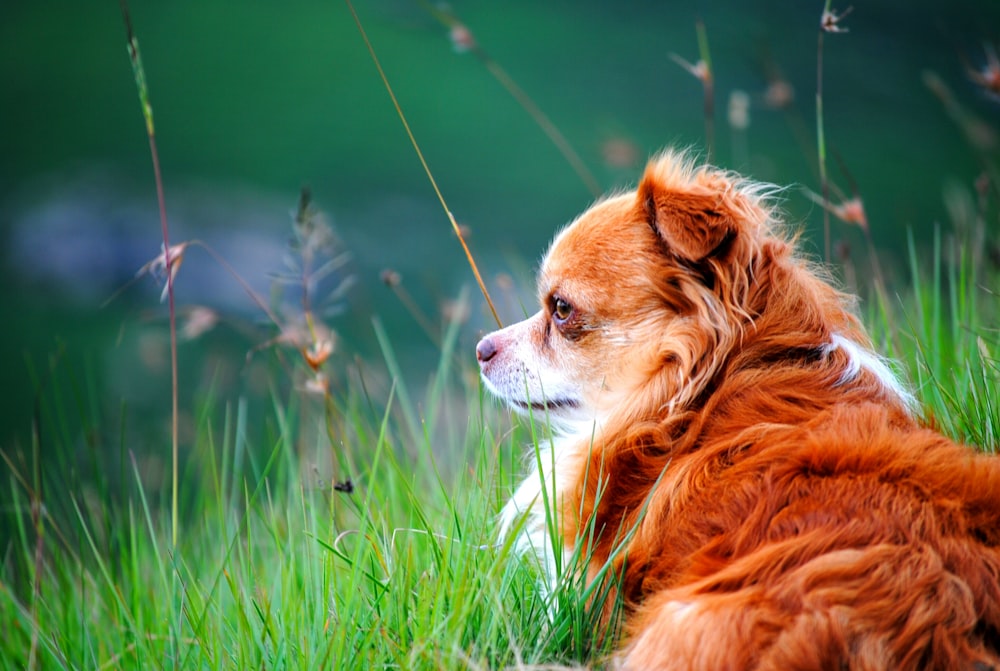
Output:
[{"left": 552, "top": 296, "right": 573, "bottom": 323}]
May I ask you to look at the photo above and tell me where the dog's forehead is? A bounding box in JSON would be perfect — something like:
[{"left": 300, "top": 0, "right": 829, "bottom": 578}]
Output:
[
  {"left": 537, "top": 192, "right": 658, "bottom": 304},
  {"left": 543, "top": 194, "right": 643, "bottom": 266}
]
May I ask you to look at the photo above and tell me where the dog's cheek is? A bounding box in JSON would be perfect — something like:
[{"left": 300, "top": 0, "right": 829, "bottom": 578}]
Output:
[{"left": 548, "top": 333, "right": 603, "bottom": 391}]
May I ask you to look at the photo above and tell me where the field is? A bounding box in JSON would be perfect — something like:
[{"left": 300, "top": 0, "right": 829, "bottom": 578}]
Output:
[{"left": 2, "top": 2, "right": 999, "bottom": 669}]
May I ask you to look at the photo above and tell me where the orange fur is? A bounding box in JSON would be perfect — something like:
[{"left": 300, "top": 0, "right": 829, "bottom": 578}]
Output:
[{"left": 477, "top": 151, "right": 1000, "bottom": 669}]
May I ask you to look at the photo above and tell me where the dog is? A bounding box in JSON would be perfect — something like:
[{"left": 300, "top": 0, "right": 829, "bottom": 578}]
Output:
[{"left": 476, "top": 151, "right": 1000, "bottom": 669}]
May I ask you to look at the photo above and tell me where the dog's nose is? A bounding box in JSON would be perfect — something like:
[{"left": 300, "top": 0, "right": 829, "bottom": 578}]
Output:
[{"left": 476, "top": 336, "right": 498, "bottom": 363}]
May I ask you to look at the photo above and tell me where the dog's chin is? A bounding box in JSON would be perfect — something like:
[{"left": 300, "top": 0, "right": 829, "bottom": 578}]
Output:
[
  {"left": 480, "top": 376, "right": 584, "bottom": 422},
  {"left": 505, "top": 397, "right": 590, "bottom": 435}
]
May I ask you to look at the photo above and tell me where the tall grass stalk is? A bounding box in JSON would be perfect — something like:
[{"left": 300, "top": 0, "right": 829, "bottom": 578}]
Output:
[
  {"left": 815, "top": 1, "right": 852, "bottom": 262},
  {"left": 118, "top": 0, "right": 181, "bottom": 549},
  {"left": 670, "top": 21, "right": 715, "bottom": 161},
  {"left": 695, "top": 20, "right": 715, "bottom": 161},
  {"left": 344, "top": 0, "right": 502, "bottom": 329},
  {"left": 418, "top": 1, "right": 603, "bottom": 199}
]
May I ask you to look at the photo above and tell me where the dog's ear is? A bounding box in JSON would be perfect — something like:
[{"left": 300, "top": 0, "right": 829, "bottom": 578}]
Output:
[{"left": 638, "top": 166, "right": 737, "bottom": 263}]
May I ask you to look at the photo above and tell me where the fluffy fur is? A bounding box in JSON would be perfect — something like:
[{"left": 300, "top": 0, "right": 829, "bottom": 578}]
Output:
[{"left": 476, "top": 151, "right": 1000, "bottom": 670}]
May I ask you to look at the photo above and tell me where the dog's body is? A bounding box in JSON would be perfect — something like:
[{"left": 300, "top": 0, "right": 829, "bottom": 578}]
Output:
[{"left": 476, "top": 152, "right": 1000, "bottom": 669}]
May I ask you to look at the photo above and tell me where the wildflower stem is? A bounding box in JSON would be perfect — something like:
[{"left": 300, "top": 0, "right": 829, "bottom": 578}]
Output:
[
  {"left": 816, "top": 29, "right": 831, "bottom": 263},
  {"left": 294, "top": 191, "right": 316, "bottom": 340},
  {"left": 390, "top": 281, "right": 440, "bottom": 346},
  {"left": 419, "top": 1, "right": 602, "bottom": 198},
  {"left": 119, "top": 0, "right": 180, "bottom": 548},
  {"left": 345, "top": 0, "right": 502, "bottom": 328},
  {"left": 25, "top": 352, "right": 63, "bottom": 671},
  {"left": 483, "top": 60, "right": 602, "bottom": 198},
  {"left": 187, "top": 240, "right": 284, "bottom": 328},
  {"left": 695, "top": 19, "right": 715, "bottom": 162}
]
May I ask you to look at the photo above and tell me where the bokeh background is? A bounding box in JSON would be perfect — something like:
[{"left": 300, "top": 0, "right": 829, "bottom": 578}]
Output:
[{"left": 1, "top": 0, "right": 998, "bottom": 453}]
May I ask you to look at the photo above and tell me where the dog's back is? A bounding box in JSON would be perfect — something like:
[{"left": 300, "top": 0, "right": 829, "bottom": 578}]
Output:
[{"left": 613, "top": 402, "right": 1000, "bottom": 669}]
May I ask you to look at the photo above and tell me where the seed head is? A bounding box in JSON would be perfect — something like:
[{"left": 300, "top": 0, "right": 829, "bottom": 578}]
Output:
[{"left": 821, "top": 6, "right": 853, "bottom": 33}]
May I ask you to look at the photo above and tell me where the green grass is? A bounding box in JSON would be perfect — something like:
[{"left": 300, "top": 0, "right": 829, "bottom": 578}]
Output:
[
  {"left": 0, "top": 308, "right": 628, "bottom": 670},
  {"left": 869, "top": 230, "right": 999, "bottom": 450}
]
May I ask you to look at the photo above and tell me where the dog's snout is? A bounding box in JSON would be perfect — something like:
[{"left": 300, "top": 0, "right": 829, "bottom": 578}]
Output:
[{"left": 476, "top": 336, "right": 498, "bottom": 363}]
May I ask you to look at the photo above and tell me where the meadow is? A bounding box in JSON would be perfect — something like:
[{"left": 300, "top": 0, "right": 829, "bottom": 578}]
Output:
[{"left": 1, "top": 2, "right": 999, "bottom": 669}]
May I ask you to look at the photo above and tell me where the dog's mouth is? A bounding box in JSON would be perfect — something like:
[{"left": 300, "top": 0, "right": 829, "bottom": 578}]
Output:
[
  {"left": 477, "top": 365, "right": 582, "bottom": 415},
  {"left": 511, "top": 397, "right": 580, "bottom": 413}
]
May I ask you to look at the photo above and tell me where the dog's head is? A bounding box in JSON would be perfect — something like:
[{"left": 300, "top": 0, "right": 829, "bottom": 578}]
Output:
[{"left": 476, "top": 151, "right": 850, "bottom": 429}]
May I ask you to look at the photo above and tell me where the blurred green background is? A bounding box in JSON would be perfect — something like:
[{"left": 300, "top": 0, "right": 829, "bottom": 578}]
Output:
[{"left": 1, "top": 0, "right": 998, "bottom": 453}]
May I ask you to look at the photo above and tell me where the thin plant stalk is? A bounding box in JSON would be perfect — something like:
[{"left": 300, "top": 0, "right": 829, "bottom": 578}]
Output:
[
  {"left": 816, "top": 7, "right": 831, "bottom": 263},
  {"left": 187, "top": 240, "right": 284, "bottom": 328},
  {"left": 670, "top": 22, "right": 714, "bottom": 161},
  {"left": 420, "top": 1, "right": 603, "bottom": 198},
  {"left": 344, "top": 0, "right": 502, "bottom": 329},
  {"left": 26, "top": 356, "right": 51, "bottom": 671},
  {"left": 381, "top": 270, "right": 440, "bottom": 347},
  {"left": 816, "top": 1, "right": 852, "bottom": 263},
  {"left": 830, "top": 150, "right": 891, "bottom": 318},
  {"left": 695, "top": 20, "right": 715, "bottom": 162},
  {"left": 119, "top": 0, "right": 180, "bottom": 548}
]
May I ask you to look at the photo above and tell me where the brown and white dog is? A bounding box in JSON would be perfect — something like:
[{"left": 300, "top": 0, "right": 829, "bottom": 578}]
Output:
[{"left": 476, "top": 151, "right": 1000, "bottom": 669}]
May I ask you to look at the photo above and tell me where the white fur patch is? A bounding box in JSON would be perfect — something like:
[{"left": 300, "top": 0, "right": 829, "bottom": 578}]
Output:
[
  {"left": 498, "top": 419, "right": 597, "bottom": 593},
  {"left": 828, "top": 334, "right": 917, "bottom": 412},
  {"left": 481, "top": 315, "right": 604, "bottom": 591},
  {"left": 662, "top": 600, "right": 698, "bottom": 624}
]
